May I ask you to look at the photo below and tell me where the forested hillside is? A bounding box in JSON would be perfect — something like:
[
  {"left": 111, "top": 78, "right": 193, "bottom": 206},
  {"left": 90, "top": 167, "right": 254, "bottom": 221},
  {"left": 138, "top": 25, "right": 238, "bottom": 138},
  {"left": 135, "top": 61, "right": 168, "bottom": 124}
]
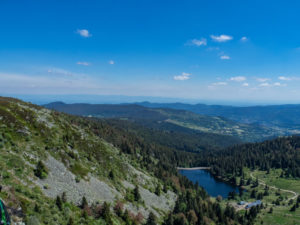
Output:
[
  {"left": 138, "top": 102, "right": 300, "bottom": 132},
  {"left": 44, "top": 102, "right": 282, "bottom": 143},
  {"left": 196, "top": 136, "right": 300, "bottom": 179},
  {"left": 0, "top": 97, "right": 252, "bottom": 225}
]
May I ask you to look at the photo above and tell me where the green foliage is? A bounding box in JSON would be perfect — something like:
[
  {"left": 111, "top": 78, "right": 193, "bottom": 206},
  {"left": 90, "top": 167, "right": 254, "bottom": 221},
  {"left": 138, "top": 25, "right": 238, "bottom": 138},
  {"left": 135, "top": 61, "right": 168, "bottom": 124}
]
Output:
[
  {"left": 133, "top": 185, "right": 141, "bottom": 202},
  {"left": 155, "top": 184, "right": 161, "bottom": 196},
  {"left": 56, "top": 195, "right": 63, "bottom": 210},
  {"left": 146, "top": 212, "right": 157, "bottom": 225},
  {"left": 70, "top": 162, "right": 89, "bottom": 178},
  {"left": 80, "top": 196, "right": 88, "bottom": 209},
  {"left": 34, "top": 161, "right": 48, "bottom": 179},
  {"left": 197, "top": 136, "right": 300, "bottom": 179}
]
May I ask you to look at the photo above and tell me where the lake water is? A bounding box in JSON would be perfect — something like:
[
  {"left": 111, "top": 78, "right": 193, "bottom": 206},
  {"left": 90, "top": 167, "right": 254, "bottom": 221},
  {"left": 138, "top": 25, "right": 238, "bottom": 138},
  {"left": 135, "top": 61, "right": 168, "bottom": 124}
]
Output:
[{"left": 179, "top": 169, "right": 240, "bottom": 198}]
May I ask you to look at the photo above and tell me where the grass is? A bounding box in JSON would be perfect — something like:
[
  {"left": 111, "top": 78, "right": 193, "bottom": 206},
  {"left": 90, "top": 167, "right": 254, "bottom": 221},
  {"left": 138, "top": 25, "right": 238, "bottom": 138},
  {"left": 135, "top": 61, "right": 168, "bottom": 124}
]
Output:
[
  {"left": 255, "top": 206, "right": 300, "bottom": 225},
  {"left": 237, "top": 168, "right": 300, "bottom": 225},
  {"left": 252, "top": 169, "right": 300, "bottom": 194}
]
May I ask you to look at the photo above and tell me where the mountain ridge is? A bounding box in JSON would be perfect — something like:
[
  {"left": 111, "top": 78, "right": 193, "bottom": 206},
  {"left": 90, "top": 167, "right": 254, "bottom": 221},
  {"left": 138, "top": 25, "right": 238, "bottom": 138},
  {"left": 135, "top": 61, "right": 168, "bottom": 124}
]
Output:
[{"left": 44, "top": 101, "right": 287, "bottom": 143}]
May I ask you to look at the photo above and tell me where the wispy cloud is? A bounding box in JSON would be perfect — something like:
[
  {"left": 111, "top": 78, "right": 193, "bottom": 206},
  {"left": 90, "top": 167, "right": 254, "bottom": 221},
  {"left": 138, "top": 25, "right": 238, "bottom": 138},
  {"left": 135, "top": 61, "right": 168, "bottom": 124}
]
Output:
[
  {"left": 259, "top": 82, "right": 286, "bottom": 87},
  {"left": 230, "top": 76, "right": 246, "bottom": 82},
  {"left": 76, "top": 29, "right": 92, "bottom": 38},
  {"left": 77, "top": 62, "right": 91, "bottom": 66},
  {"left": 242, "top": 82, "right": 249, "bottom": 87},
  {"left": 47, "top": 68, "right": 75, "bottom": 76},
  {"left": 186, "top": 38, "right": 207, "bottom": 46},
  {"left": 256, "top": 78, "right": 270, "bottom": 82},
  {"left": 212, "top": 82, "right": 227, "bottom": 86},
  {"left": 259, "top": 82, "right": 271, "bottom": 87},
  {"left": 220, "top": 55, "right": 230, "bottom": 60},
  {"left": 174, "top": 72, "right": 191, "bottom": 81},
  {"left": 109, "top": 60, "right": 115, "bottom": 65},
  {"left": 210, "top": 34, "right": 233, "bottom": 42},
  {"left": 240, "top": 36, "right": 248, "bottom": 42},
  {"left": 278, "top": 76, "right": 292, "bottom": 81}
]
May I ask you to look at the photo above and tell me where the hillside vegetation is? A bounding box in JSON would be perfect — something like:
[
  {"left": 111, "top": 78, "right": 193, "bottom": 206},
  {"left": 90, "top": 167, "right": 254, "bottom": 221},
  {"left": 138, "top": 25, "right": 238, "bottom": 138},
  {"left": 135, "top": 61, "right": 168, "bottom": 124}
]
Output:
[
  {"left": 44, "top": 102, "right": 281, "bottom": 144},
  {"left": 0, "top": 97, "right": 250, "bottom": 225},
  {"left": 138, "top": 102, "right": 300, "bottom": 132}
]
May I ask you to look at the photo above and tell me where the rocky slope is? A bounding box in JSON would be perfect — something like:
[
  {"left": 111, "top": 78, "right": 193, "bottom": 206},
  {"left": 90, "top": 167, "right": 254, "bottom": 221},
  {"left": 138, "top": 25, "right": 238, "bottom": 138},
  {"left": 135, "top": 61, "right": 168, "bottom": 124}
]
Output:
[{"left": 0, "top": 97, "right": 176, "bottom": 224}]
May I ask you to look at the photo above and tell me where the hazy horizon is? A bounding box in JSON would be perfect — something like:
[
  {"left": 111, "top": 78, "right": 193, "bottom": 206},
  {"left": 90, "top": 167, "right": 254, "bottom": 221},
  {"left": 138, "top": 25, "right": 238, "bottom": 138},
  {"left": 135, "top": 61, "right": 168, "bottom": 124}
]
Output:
[{"left": 2, "top": 93, "right": 300, "bottom": 107}]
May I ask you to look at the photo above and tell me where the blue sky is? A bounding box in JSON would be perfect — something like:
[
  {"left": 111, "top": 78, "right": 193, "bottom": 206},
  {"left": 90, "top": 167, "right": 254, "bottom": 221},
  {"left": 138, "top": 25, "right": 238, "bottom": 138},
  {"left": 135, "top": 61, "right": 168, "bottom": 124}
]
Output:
[{"left": 1, "top": 0, "right": 300, "bottom": 104}]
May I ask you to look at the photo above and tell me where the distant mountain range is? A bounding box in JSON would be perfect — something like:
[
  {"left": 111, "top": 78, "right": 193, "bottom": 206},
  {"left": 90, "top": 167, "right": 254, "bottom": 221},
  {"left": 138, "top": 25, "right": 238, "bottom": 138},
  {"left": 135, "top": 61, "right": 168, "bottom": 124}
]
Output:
[
  {"left": 138, "top": 102, "right": 300, "bottom": 131},
  {"left": 44, "top": 102, "right": 290, "bottom": 144}
]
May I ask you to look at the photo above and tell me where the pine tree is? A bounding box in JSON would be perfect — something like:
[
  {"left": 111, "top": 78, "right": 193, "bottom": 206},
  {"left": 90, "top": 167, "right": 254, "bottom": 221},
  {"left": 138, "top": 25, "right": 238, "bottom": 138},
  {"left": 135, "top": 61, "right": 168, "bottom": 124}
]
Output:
[
  {"left": 290, "top": 204, "right": 297, "bottom": 212},
  {"left": 102, "top": 202, "right": 112, "bottom": 224},
  {"left": 155, "top": 184, "right": 161, "bottom": 196},
  {"left": 146, "top": 212, "right": 157, "bottom": 225},
  {"left": 56, "top": 195, "right": 63, "bottom": 210},
  {"left": 134, "top": 185, "right": 141, "bottom": 202},
  {"left": 67, "top": 217, "right": 74, "bottom": 225},
  {"left": 81, "top": 196, "right": 88, "bottom": 209},
  {"left": 62, "top": 192, "right": 67, "bottom": 203}
]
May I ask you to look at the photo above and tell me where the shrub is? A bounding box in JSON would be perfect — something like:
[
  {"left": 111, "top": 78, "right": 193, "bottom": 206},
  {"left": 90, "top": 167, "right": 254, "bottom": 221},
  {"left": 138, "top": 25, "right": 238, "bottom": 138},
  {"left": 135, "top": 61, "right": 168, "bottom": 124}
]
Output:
[{"left": 34, "top": 161, "right": 48, "bottom": 179}]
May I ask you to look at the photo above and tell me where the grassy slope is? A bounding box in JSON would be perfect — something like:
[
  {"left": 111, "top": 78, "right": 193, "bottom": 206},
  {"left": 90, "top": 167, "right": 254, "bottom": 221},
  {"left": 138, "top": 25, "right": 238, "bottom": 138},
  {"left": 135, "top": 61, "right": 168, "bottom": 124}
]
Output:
[
  {"left": 226, "top": 168, "right": 300, "bottom": 225},
  {"left": 250, "top": 169, "right": 300, "bottom": 225},
  {"left": 0, "top": 97, "right": 174, "bottom": 224}
]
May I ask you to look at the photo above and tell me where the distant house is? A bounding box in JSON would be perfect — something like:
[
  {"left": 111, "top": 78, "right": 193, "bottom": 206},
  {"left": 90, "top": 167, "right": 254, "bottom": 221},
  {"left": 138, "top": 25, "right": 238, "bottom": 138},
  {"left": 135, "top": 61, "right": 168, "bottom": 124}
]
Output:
[{"left": 246, "top": 200, "right": 262, "bottom": 209}]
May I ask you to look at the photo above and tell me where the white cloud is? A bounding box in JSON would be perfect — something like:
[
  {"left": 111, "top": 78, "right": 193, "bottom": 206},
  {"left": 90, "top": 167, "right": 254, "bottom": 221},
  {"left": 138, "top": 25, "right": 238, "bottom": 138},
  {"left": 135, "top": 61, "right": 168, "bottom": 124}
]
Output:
[
  {"left": 212, "top": 82, "right": 227, "bottom": 86},
  {"left": 256, "top": 78, "right": 270, "bottom": 82},
  {"left": 76, "top": 29, "right": 91, "bottom": 38},
  {"left": 210, "top": 34, "right": 233, "bottom": 42},
  {"left": 77, "top": 62, "right": 90, "bottom": 66},
  {"left": 186, "top": 38, "right": 207, "bottom": 46},
  {"left": 230, "top": 76, "right": 246, "bottom": 82},
  {"left": 174, "top": 72, "right": 191, "bottom": 81},
  {"left": 47, "top": 68, "right": 74, "bottom": 76},
  {"left": 278, "top": 76, "right": 292, "bottom": 81},
  {"left": 259, "top": 82, "right": 271, "bottom": 87},
  {"left": 109, "top": 60, "right": 115, "bottom": 65},
  {"left": 240, "top": 36, "right": 248, "bottom": 42},
  {"left": 274, "top": 82, "right": 287, "bottom": 87},
  {"left": 220, "top": 55, "right": 230, "bottom": 60},
  {"left": 242, "top": 82, "right": 249, "bottom": 87},
  {"left": 259, "top": 82, "right": 286, "bottom": 87}
]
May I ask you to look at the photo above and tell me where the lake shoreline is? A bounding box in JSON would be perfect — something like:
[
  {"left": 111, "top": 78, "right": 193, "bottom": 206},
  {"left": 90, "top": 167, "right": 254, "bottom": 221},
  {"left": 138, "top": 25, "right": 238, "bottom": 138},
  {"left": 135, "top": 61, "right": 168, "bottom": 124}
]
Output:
[
  {"left": 179, "top": 169, "right": 241, "bottom": 198},
  {"left": 177, "top": 167, "right": 211, "bottom": 170}
]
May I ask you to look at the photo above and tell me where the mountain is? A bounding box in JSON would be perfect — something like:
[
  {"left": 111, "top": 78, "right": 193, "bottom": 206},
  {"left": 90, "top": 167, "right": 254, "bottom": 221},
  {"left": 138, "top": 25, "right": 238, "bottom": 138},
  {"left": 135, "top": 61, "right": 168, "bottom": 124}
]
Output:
[
  {"left": 0, "top": 97, "right": 245, "bottom": 225},
  {"left": 44, "top": 102, "right": 283, "bottom": 143},
  {"left": 138, "top": 102, "right": 300, "bottom": 132}
]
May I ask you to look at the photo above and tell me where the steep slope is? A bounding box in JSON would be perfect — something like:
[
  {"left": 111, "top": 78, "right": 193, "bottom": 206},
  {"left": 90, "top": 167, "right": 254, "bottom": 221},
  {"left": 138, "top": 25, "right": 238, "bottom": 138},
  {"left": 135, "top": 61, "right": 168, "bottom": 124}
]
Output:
[
  {"left": 0, "top": 97, "right": 177, "bottom": 224},
  {"left": 44, "top": 102, "right": 279, "bottom": 143},
  {"left": 0, "top": 97, "right": 263, "bottom": 225}
]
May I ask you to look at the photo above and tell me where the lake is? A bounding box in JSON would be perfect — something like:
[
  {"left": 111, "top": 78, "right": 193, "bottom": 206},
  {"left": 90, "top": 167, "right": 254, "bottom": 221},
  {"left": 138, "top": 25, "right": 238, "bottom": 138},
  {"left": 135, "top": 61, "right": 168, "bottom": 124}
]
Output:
[{"left": 179, "top": 169, "right": 241, "bottom": 198}]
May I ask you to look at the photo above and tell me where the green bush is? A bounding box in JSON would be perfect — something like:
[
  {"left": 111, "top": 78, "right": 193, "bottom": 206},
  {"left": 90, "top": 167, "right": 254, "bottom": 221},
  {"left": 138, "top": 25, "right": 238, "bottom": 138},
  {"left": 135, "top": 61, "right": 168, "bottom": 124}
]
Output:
[
  {"left": 70, "top": 163, "right": 89, "bottom": 178},
  {"left": 34, "top": 161, "right": 48, "bottom": 179}
]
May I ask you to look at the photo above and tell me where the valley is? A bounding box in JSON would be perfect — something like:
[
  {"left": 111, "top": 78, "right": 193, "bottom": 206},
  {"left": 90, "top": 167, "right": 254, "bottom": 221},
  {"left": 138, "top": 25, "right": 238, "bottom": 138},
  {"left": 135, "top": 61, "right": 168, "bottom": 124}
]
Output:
[{"left": 44, "top": 102, "right": 286, "bottom": 143}]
